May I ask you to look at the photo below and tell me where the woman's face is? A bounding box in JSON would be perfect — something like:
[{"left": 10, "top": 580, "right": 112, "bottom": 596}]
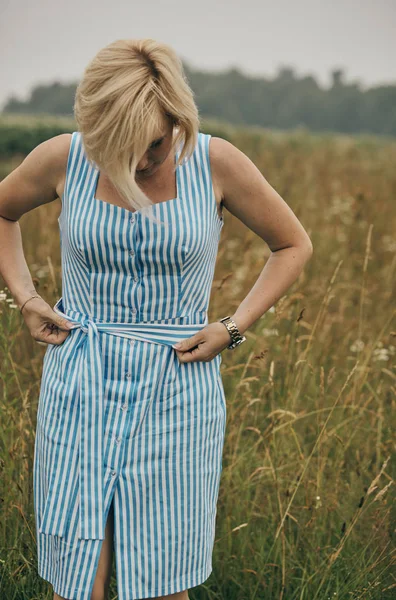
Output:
[{"left": 135, "top": 117, "right": 175, "bottom": 178}]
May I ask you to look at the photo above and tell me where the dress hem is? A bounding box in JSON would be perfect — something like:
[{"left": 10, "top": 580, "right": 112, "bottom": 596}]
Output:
[{"left": 38, "top": 561, "right": 213, "bottom": 599}]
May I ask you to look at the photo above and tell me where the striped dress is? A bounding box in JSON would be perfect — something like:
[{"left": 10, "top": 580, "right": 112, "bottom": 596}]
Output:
[{"left": 33, "top": 130, "right": 226, "bottom": 599}]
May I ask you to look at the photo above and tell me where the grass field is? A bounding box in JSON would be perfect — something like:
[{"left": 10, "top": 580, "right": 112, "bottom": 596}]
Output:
[{"left": 0, "top": 120, "right": 395, "bottom": 599}]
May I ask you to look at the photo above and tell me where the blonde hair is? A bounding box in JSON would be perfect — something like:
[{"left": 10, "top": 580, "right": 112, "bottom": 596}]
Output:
[{"left": 74, "top": 38, "right": 200, "bottom": 225}]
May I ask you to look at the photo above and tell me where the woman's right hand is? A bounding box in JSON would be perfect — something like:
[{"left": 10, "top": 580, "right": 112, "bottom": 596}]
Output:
[{"left": 21, "top": 296, "right": 76, "bottom": 345}]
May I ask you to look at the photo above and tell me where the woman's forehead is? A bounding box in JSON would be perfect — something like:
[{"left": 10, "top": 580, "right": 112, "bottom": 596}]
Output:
[
  {"left": 151, "top": 121, "right": 171, "bottom": 139},
  {"left": 145, "top": 114, "right": 172, "bottom": 143}
]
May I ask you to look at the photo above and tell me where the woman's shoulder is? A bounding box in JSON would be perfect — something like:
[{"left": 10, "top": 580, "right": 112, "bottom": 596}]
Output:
[{"left": 0, "top": 133, "right": 74, "bottom": 221}]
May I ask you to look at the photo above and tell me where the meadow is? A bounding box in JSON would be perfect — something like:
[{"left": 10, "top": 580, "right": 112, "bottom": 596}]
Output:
[{"left": 0, "top": 117, "right": 395, "bottom": 599}]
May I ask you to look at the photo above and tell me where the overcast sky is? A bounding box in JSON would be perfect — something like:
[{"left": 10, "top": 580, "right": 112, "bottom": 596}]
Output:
[{"left": 0, "top": 0, "right": 395, "bottom": 112}]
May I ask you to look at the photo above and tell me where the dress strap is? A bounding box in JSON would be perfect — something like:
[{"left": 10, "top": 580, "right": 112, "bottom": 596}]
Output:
[
  {"left": 60, "top": 132, "right": 81, "bottom": 222},
  {"left": 60, "top": 132, "right": 98, "bottom": 224},
  {"left": 198, "top": 132, "right": 224, "bottom": 227}
]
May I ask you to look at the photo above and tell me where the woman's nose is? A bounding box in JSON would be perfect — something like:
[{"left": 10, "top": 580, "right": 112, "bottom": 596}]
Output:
[{"left": 136, "top": 152, "right": 152, "bottom": 170}]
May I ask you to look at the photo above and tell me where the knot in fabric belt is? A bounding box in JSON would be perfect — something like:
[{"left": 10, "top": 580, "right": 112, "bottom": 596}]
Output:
[{"left": 38, "top": 297, "right": 208, "bottom": 541}]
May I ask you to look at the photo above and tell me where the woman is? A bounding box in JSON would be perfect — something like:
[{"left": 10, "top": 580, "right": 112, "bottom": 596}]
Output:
[{"left": 0, "top": 39, "right": 313, "bottom": 600}]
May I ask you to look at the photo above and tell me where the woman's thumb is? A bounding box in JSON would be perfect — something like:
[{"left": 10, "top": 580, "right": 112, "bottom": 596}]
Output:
[{"left": 54, "top": 314, "right": 75, "bottom": 330}]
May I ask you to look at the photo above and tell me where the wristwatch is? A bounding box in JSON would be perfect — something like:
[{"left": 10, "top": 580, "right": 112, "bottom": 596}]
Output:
[{"left": 219, "top": 316, "right": 246, "bottom": 350}]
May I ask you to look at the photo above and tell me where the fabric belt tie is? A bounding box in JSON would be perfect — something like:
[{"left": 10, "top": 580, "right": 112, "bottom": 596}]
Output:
[{"left": 38, "top": 297, "right": 208, "bottom": 540}]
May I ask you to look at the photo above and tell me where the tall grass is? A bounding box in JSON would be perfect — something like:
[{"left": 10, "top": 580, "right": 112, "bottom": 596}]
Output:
[{"left": 1, "top": 120, "right": 395, "bottom": 599}]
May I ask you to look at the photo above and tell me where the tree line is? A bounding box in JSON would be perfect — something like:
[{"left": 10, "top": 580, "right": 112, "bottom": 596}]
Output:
[{"left": 3, "top": 63, "right": 396, "bottom": 137}]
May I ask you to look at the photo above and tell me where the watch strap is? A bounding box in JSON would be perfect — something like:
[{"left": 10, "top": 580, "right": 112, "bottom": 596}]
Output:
[{"left": 219, "top": 316, "right": 246, "bottom": 350}]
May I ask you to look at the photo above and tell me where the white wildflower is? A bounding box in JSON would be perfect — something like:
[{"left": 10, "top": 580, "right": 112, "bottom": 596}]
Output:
[{"left": 350, "top": 339, "right": 365, "bottom": 352}]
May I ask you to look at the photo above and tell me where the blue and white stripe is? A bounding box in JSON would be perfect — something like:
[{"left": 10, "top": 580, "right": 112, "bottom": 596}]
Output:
[{"left": 33, "top": 130, "right": 226, "bottom": 599}]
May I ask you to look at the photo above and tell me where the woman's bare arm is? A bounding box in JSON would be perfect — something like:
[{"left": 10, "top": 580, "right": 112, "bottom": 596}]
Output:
[
  {"left": 210, "top": 136, "right": 313, "bottom": 335},
  {"left": 0, "top": 134, "right": 71, "bottom": 308}
]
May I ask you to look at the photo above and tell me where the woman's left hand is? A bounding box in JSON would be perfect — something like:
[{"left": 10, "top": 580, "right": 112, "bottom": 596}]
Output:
[{"left": 172, "top": 321, "right": 232, "bottom": 362}]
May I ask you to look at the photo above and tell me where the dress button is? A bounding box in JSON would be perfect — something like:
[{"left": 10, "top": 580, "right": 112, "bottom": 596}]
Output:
[
  {"left": 133, "top": 276, "right": 139, "bottom": 282},
  {"left": 129, "top": 250, "right": 135, "bottom": 256},
  {"left": 131, "top": 308, "right": 137, "bottom": 314},
  {"left": 129, "top": 339, "right": 135, "bottom": 345},
  {"left": 125, "top": 371, "right": 131, "bottom": 379},
  {"left": 130, "top": 215, "right": 135, "bottom": 223},
  {"left": 114, "top": 436, "right": 121, "bottom": 445},
  {"left": 120, "top": 403, "right": 128, "bottom": 411},
  {"left": 111, "top": 470, "right": 117, "bottom": 478}
]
